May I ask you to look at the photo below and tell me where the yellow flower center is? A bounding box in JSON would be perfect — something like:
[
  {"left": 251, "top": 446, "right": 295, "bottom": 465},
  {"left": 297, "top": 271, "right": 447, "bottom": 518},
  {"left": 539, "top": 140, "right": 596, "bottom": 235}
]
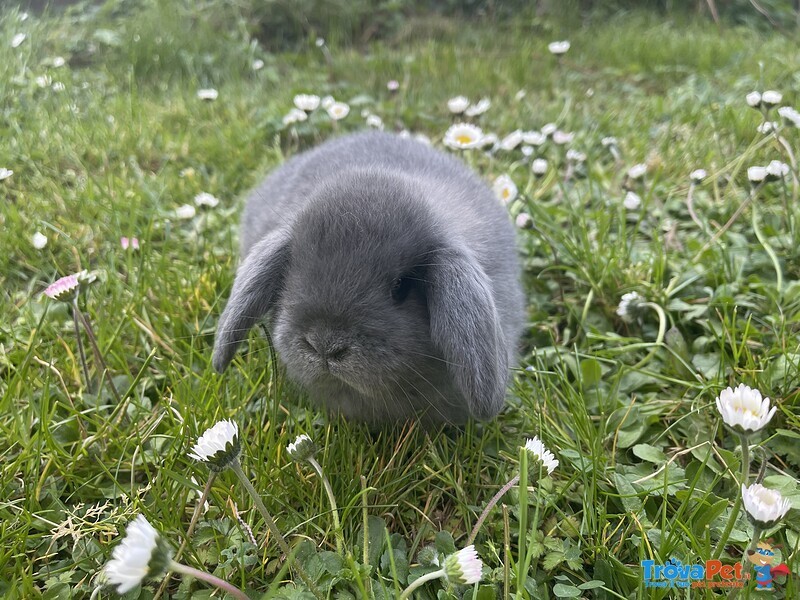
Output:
[
  {"left": 456, "top": 134, "right": 474, "bottom": 144},
  {"left": 734, "top": 406, "right": 759, "bottom": 419}
]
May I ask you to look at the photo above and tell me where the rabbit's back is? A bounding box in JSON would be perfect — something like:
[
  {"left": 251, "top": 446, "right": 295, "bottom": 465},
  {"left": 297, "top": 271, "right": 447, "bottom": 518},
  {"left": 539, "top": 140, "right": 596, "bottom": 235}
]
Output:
[{"left": 242, "top": 132, "right": 506, "bottom": 249}]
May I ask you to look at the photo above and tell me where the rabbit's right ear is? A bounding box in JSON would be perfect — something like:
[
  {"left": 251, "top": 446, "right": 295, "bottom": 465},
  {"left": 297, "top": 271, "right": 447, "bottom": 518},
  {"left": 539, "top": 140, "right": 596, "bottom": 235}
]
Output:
[
  {"left": 212, "top": 229, "right": 290, "bottom": 372},
  {"left": 426, "top": 246, "right": 508, "bottom": 420}
]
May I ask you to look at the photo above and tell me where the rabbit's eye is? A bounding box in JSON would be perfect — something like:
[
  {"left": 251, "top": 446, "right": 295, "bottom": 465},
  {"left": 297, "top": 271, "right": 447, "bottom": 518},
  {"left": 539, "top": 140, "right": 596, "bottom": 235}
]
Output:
[{"left": 391, "top": 275, "right": 415, "bottom": 303}]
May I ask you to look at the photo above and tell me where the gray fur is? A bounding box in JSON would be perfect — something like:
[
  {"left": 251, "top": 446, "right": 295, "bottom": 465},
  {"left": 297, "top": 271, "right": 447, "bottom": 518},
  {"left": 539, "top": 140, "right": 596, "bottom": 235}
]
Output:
[{"left": 213, "top": 131, "right": 525, "bottom": 423}]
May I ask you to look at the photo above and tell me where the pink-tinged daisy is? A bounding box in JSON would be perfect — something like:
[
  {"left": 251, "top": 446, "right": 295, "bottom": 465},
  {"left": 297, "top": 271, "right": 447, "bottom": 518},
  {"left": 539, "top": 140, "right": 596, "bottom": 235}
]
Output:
[
  {"left": 44, "top": 272, "right": 84, "bottom": 301},
  {"left": 443, "top": 545, "right": 483, "bottom": 585},
  {"left": 120, "top": 237, "right": 140, "bottom": 250}
]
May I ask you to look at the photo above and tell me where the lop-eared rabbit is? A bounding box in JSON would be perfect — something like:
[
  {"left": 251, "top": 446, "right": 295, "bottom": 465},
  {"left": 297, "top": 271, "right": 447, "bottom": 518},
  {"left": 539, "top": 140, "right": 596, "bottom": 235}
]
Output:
[{"left": 213, "top": 132, "right": 524, "bottom": 424}]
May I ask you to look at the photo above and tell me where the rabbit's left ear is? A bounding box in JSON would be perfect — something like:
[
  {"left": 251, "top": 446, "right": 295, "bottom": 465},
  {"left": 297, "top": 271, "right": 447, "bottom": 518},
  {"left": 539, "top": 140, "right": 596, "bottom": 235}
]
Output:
[
  {"left": 426, "top": 247, "right": 508, "bottom": 419},
  {"left": 212, "top": 229, "right": 290, "bottom": 372}
]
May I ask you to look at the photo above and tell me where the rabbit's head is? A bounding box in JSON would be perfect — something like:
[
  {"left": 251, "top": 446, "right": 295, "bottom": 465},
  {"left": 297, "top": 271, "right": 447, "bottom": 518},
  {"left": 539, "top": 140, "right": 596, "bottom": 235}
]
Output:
[{"left": 213, "top": 171, "right": 508, "bottom": 422}]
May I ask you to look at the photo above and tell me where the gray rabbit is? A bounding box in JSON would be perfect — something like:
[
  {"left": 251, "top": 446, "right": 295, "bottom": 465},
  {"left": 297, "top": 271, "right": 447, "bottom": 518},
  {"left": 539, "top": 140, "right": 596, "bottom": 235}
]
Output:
[{"left": 213, "top": 131, "right": 525, "bottom": 423}]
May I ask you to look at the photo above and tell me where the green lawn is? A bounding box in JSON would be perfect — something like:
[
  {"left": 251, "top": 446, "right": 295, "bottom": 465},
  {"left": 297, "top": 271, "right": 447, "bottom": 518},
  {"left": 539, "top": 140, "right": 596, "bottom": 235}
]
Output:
[{"left": 1, "top": 2, "right": 799, "bottom": 599}]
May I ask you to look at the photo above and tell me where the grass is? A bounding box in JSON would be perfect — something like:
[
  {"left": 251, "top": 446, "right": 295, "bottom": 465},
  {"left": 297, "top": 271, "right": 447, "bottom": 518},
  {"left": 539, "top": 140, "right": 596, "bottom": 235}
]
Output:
[{"left": 1, "top": 1, "right": 799, "bottom": 598}]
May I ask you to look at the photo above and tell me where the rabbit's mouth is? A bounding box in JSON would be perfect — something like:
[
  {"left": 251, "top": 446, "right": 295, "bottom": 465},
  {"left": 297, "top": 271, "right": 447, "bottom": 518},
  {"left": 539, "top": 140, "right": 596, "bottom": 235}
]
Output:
[
  {"left": 306, "top": 368, "right": 379, "bottom": 400},
  {"left": 322, "top": 369, "right": 375, "bottom": 397}
]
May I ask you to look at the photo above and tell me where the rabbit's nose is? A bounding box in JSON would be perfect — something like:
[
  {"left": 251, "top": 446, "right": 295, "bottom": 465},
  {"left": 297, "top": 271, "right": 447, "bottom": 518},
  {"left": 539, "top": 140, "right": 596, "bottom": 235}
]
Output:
[{"left": 303, "top": 332, "right": 349, "bottom": 364}]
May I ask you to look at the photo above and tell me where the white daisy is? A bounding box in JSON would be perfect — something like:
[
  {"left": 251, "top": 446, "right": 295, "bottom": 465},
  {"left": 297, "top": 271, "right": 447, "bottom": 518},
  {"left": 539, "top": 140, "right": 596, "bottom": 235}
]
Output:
[
  {"left": 283, "top": 108, "right": 308, "bottom": 125},
  {"left": 196, "top": 88, "right": 219, "bottom": 101},
  {"left": 493, "top": 175, "right": 517, "bottom": 205},
  {"left": 175, "top": 204, "right": 196, "bottom": 219},
  {"left": 251, "top": 59, "right": 265, "bottom": 71},
  {"left": 479, "top": 132, "right": 498, "bottom": 148},
  {"left": 104, "top": 515, "right": 169, "bottom": 594},
  {"left": 32, "top": 232, "right": 47, "bottom": 249},
  {"left": 52, "top": 82, "right": 65, "bottom": 92},
  {"left": 757, "top": 121, "right": 779, "bottom": 134},
  {"left": 286, "top": 434, "right": 317, "bottom": 462},
  {"left": 499, "top": 130, "right": 524, "bottom": 151},
  {"left": 522, "top": 130, "right": 546, "bottom": 146},
  {"left": 35, "top": 75, "right": 52, "bottom": 88},
  {"left": 11, "top": 33, "right": 26, "bottom": 48},
  {"left": 52, "top": 56, "right": 66, "bottom": 68},
  {"left": 566, "top": 149, "right": 586, "bottom": 163},
  {"left": 541, "top": 123, "right": 557, "bottom": 137},
  {"left": 387, "top": 80, "right": 400, "bottom": 91},
  {"left": 194, "top": 192, "right": 220, "bottom": 208},
  {"left": 715, "top": 384, "right": 777, "bottom": 434},
  {"left": 778, "top": 106, "right": 800, "bottom": 127},
  {"left": 548, "top": 40, "right": 570, "bottom": 55},
  {"left": 447, "top": 96, "right": 470, "bottom": 114},
  {"left": 414, "top": 133, "right": 432, "bottom": 145},
  {"left": 766, "top": 160, "right": 790, "bottom": 180},
  {"left": 741, "top": 483, "right": 791, "bottom": 528},
  {"left": 746, "top": 91, "right": 762, "bottom": 108},
  {"left": 601, "top": 136, "right": 618, "bottom": 147},
  {"left": 443, "top": 123, "right": 483, "bottom": 149},
  {"left": 623, "top": 191, "right": 642, "bottom": 210},
  {"left": 761, "top": 90, "right": 782, "bottom": 107},
  {"left": 0, "top": 168, "right": 13, "bottom": 181},
  {"left": 443, "top": 546, "right": 483, "bottom": 585},
  {"left": 747, "top": 166, "right": 767, "bottom": 184},
  {"left": 523, "top": 436, "right": 559, "bottom": 474},
  {"left": 521, "top": 145, "right": 534, "bottom": 157},
  {"left": 531, "top": 158, "right": 548, "bottom": 176},
  {"left": 293, "top": 93, "right": 320, "bottom": 112},
  {"left": 321, "top": 95, "right": 335, "bottom": 109},
  {"left": 365, "top": 114, "right": 383, "bottom": 129},
  {"left": 552, "top": 130, "right": 574, "bottom": 145},
  {"left": 326, "top": 101, "right": 350, "bottom": 120},
  {"left": 464, "top": 98, "right": 491, "bottom": 117},
  {"left": 189, "top": 419, "right": 240, "bottom": 471},
  {"left": 690, "top": 169, "right": 707, "bottom": 183},
  {"left": 616, "top": 291, "right": 643, "bottom": 323},
  {"left": 627, "top": 163, "right": 647, "bottom": 179}
]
